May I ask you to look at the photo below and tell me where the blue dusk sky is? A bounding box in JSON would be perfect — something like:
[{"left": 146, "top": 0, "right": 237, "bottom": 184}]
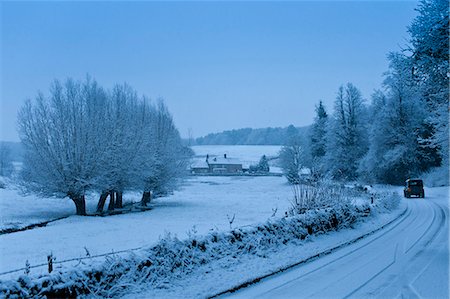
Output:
[{"left": 1, "top": 1, "right": 418, "bottom": 141}]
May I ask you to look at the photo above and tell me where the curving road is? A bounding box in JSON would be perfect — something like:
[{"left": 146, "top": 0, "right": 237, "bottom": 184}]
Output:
[{"left": 225, "top": 188, "right": 449, "bottom": 299}]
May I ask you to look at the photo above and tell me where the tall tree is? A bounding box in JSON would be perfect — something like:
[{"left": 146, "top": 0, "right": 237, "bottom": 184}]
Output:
[
  {"left": 327, "top": 83, "right": 368, "bottom": 181},
  {"left": 408, "top": 0, "right": 449, "bottom": 163},
  {"left": 18, "top": 78, "right": 108, "bottom": 215},
  {"left": 279, "top": 126, "right": 306, "bottom": 184},
  {"left": 309, "top": 101, "right": 328, "bottom": 179},
  {"left": 361, "top": 52, "right": 440, "bottom": 184},
  {"left": 140, "top": 100, "right": 192, "bottom": 206},
  {"left": 310, "top": 101, "right": 328, "bottom": 159}
]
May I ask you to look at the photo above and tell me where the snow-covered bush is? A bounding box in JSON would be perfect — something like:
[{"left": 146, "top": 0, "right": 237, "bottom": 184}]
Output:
[
  {"left": 288, "top": 184, "right": 352, "bottom": 215},
  {"left": 372, "top": 191, "right": 401, "bottom": 213}
]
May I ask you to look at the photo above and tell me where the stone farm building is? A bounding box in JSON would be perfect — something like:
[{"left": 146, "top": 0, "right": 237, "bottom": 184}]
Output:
[{"left": 191, "top": 154, "right": 243, "bottom": 174}]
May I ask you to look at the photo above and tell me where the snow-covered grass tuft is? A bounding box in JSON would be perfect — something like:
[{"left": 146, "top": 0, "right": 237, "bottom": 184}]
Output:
[{"left": 0, "top": 188, "right": 399, "bottom": 298}]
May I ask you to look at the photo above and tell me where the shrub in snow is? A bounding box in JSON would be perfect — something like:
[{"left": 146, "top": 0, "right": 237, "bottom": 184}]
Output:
[{"left": 289, "top": 184, "right": 350, "bottom": 215}]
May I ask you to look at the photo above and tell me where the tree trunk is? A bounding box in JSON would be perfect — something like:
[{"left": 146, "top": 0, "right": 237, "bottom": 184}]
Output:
[
  {"left": 108, "top": 191, "right": 115, "bottom": 211},
  {"left": 114, "top": 191, "right": 123, "bottom": 209},
  {"left": 96, "top": 191, "right": 109, "bottom": 213},
  {"left": 141, "top": 191, "right": 151, "bottom": 207},
  {"left": 71, "top": 194, "right": 87, "bottom": 216}
]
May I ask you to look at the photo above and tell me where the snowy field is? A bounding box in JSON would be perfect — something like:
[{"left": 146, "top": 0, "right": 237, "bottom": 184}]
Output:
[{"left": 0, "top": 145, "right": 293, "bottom": 278}]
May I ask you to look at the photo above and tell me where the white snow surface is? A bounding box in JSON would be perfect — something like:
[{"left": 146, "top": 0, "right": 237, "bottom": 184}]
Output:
[{"left": 0, "top": 175, "right": 294, "bottom": 278}]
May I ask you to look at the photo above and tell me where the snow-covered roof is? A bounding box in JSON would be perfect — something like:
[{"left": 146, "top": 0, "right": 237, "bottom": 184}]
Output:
[
  {"left": 207, "top": 156, "right": 242, "bottom": 165},
  {"left": 191, "top": 160, "right": 209, "bottom": 169}
]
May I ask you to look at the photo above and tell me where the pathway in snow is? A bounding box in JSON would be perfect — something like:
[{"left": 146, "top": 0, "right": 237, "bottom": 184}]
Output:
[{"left": 224, "top": 187, "right": 449, "bottom": 299}]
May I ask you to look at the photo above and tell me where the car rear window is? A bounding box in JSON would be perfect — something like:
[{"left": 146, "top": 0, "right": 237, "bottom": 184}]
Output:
[{"left": 409, "top": 180, "right": 423, "bottom": 186}]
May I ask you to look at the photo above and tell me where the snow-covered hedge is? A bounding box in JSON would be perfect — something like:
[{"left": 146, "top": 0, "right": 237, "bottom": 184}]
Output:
[
  {"left": 372, "top": 191, "right": 401, "bottom": 212},
  {"left": 0, "top": 191, "right": 395, "bottom": 298}
]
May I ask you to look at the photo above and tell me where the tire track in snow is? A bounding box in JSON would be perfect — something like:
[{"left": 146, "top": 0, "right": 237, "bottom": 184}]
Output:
[{"left": 210, "top": 203, "right": 410, "bottom": 298}]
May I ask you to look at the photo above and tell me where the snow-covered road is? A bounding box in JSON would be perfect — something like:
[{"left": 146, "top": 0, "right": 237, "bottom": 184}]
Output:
[{"left": 225, "top": 187, "right": 449, "bottom": 299}]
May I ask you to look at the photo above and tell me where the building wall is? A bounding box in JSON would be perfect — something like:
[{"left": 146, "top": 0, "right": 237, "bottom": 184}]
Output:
[
  {"left": 192, "top": 168, "right": 209, "bottom": 174},
  {"left": 209, "top": 164, "right": 242, "bottom": 173}
]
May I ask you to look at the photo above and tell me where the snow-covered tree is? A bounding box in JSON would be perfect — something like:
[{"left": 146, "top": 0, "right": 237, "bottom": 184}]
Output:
[
  {"left": 18, "top": 78, "right": 108, "bottom": 215},
  {"left": 140, "top": 100, "right": 192, "bottom": 206},
  {"left": 310, "top": 101, "right": 328, "bottom": 159},
  {"left": 359, "top": 0, "right": 448, "bottom": 184},
  {"left": 0, "top": 144, "right": 14, "bottom": 177},
  {"left": 279, "top": 144, "right": 304, "bottom": 184},
  {"left": 360, "top": 52, "right": 441, "bottom": 184},
  {"left": 18, "top": 77, "right": 191, "bottom": 215},
  {"left": 256, "top": 155, "right": 270, "bottom": 172},
  {"left": 326, "top": 83, "right": 368, "bottom": 181},
  {"left": 94, "top": 84, "right": 149, "bottom": 212},
  {"left": 309, "top": 101, "right": 328, "bottom": 179},
  {"left": 279, "top": 127, "right": 306, "bottom": 184},
  {"left": 408, "top": 0, "right": 449, "bottom": 163}
]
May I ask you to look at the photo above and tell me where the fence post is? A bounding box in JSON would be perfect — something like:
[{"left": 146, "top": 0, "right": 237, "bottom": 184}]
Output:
[{"left": 47, "top": 254, "right": 53, "bottom": 273}]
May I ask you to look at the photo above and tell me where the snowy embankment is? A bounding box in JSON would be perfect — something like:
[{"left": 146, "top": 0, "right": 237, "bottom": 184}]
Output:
[{"left": 0, "top": 189, "right": 402, "bottom": 298}]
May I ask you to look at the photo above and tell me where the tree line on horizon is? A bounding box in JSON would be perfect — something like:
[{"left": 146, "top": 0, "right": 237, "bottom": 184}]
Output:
[{"left": 193, "top": 126, "right": 310, "bottom": 146}]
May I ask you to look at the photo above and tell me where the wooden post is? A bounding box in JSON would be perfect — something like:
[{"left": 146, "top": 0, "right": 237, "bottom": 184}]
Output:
[{"left": 47, "top": 254, "right": 53, "bottom": 273}]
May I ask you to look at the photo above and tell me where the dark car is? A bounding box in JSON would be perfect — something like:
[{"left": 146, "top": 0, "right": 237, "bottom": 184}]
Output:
[{"left": 404, "top": 179, "right": 425, "bottom": 198}]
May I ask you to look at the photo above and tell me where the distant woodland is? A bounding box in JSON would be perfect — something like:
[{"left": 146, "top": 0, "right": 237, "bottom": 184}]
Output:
[{"left": 194, "top": 125, "right": 309, "bottom": 145}]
